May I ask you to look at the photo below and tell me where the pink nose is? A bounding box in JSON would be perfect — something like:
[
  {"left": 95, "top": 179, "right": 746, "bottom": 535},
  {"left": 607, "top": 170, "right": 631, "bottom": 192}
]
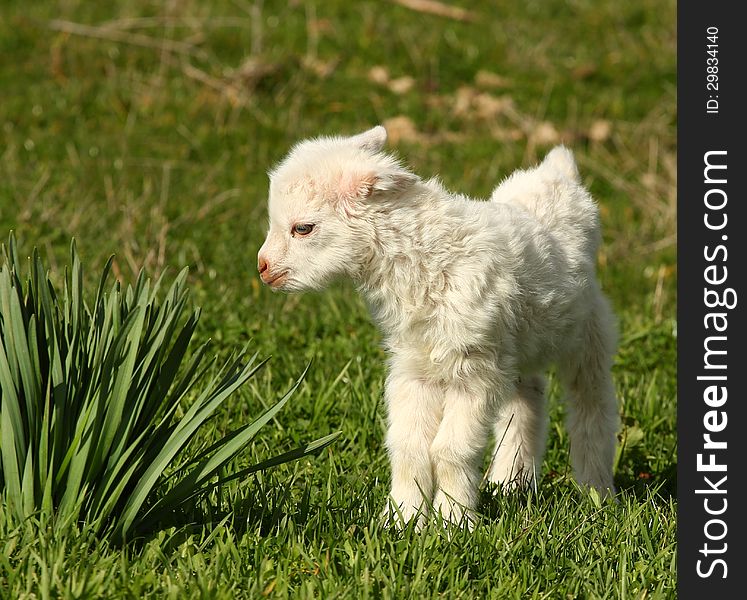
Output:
[{"left": 258, "top": 256, "right": 269, "bottom": 280}]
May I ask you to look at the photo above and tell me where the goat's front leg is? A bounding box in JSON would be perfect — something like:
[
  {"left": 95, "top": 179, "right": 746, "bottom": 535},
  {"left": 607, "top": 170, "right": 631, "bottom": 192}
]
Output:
[
  {"left": 384, "top": 372, "right": 443, "bottom": 527},
  {"left": 430, "top": 384, "right": 495, "bottom": 526}
]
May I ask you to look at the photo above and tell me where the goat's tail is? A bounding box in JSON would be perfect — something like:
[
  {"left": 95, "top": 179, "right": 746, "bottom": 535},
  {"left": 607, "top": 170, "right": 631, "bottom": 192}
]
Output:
[
  {"left": 540, "top": 145, "right": 580, "bottom": 183},
  {"left": 490, "top": 146, "right": 601, "bottom": 262}
]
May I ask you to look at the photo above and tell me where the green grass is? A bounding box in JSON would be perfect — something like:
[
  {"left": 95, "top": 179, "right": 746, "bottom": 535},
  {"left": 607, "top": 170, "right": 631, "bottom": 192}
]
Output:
[{"left": 0, "top": 0, "right": 675, "bottom": 597}]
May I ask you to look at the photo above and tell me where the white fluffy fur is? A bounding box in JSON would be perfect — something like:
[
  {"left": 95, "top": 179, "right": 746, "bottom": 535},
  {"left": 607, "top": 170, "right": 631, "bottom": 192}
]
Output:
[{"left": 258, "top": 126, "right": 620, "bottom": 526}]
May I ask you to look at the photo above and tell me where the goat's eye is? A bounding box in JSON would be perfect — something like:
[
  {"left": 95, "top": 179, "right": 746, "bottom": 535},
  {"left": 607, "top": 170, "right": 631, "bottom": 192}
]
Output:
[{"left": 292, "top": 223, "right": 315, "bottom": 236}]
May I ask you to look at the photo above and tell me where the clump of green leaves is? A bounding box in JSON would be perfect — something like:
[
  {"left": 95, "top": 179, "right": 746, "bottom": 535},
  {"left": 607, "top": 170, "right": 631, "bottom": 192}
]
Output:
[{"left": 0, "top": 234, "right": 338, "bottom": 543}]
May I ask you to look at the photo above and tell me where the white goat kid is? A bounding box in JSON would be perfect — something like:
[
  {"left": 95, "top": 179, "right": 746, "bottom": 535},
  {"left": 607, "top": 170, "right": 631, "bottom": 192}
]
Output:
[{"left": 257, "top": 126, "right": 619, "bottom": 527}]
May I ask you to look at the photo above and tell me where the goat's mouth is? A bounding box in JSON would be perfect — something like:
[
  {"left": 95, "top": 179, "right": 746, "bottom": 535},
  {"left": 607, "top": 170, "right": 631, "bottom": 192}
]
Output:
[{"left": 261, "top": 270, "right": 289, "bottom": 288}]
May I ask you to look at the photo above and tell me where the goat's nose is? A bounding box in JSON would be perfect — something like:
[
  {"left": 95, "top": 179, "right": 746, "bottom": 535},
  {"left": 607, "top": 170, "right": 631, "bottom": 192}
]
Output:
[{"left": 258, "top": 255, "right": 269, "bottom": 275}]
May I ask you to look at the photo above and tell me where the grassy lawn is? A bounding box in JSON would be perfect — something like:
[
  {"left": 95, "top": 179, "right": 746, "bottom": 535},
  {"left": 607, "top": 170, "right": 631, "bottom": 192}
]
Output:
[{"left": 0, "top": 0, "right": 675, "bottom": 597}]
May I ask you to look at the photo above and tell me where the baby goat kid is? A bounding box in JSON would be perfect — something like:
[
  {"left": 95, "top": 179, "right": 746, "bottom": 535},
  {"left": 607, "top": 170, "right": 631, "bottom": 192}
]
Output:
[{"left": 258, "top": 126, "right": 619, "bottom": 526}]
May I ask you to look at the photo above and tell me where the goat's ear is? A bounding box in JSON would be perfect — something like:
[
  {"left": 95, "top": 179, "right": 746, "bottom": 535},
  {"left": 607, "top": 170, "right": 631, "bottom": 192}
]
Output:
[
  {"left": 339, "top": 172, "right": 376, "bottom": 201},
  {"left": 334, "top": 166, "right": 417, "bottom": 217},
  {"left": 371, "top": 168, "right": 418, "bottom": 194},
  {"left": 349, "top": 126, "right": 387, "bottom": 153}
]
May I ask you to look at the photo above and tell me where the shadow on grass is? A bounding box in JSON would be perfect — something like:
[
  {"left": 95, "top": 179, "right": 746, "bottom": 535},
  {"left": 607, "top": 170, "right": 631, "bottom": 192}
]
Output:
[
  {"left": 124, "top": 475, "right": 304, "bottom": 551},
  {"left": 123, "top": 455, "right": 676, "bottom": 554},
  {"left": 124, "top": 474, "right": 385, "bottom": 553},
  {"left": 615, "top": 459, "right": 677, "bottom": 501},
  {"left": 478, "top": 462, "right": 676, "bottom": 522}
]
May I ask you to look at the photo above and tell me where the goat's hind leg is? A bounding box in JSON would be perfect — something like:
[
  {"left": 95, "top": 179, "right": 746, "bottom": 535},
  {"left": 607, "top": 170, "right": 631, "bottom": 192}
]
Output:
[
  {"left": 559, "top": 295, "right": 620, "bottom": 496},
  {"left": 486, "top": 374, "right": 548, "bottom": 492}
]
